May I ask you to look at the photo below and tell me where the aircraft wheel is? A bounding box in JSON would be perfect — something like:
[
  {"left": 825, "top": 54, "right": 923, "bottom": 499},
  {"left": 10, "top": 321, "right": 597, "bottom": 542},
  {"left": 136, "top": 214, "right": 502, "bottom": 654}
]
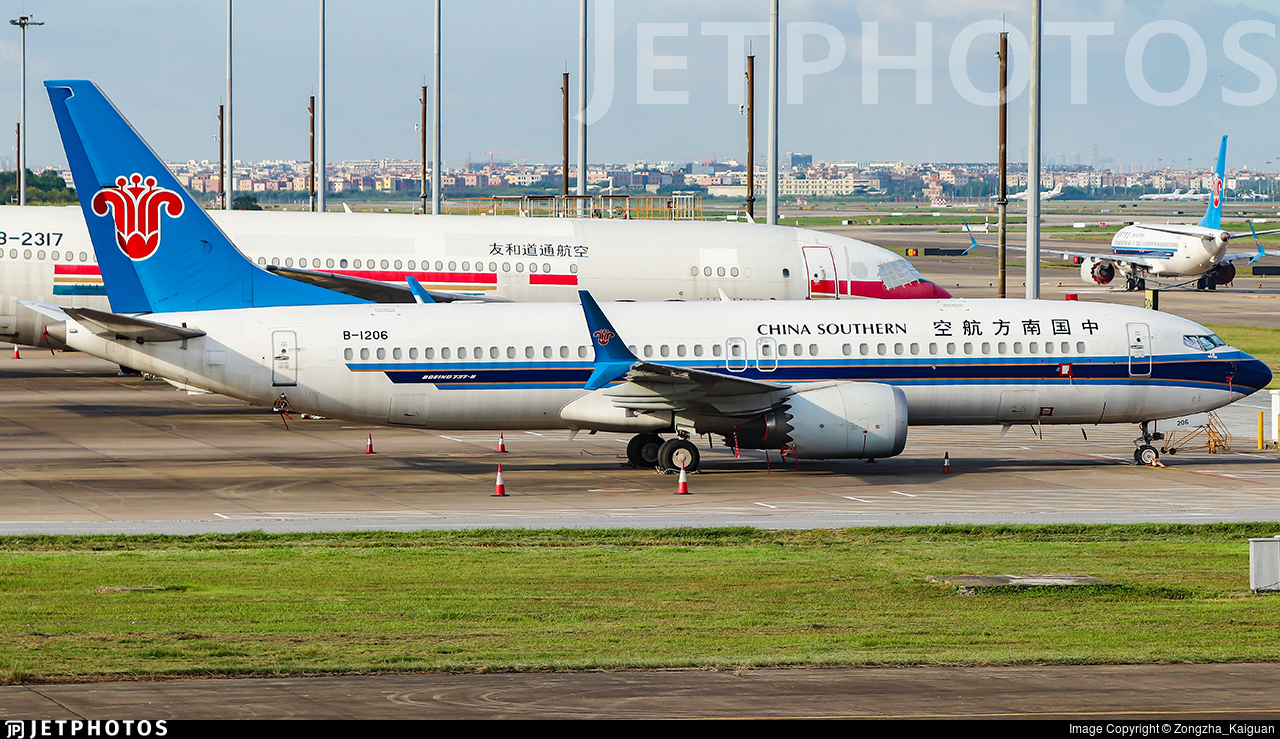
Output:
[
  {"left": 1196, "top": 277, "right": 1209, "bottom": 291},
  {"left": 626, "top": 433, "right": 663, "bottom": 468},
  {"left": 658, "top": 438, "right": 700, "bottom": 473},
  {"left": 1135, "top": 445, "right": 1160, "bottom": 466}
]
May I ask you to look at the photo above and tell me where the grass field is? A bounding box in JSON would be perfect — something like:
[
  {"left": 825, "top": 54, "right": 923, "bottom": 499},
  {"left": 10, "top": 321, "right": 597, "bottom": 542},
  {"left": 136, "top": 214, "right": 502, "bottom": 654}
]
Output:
[{"left": 3, "top": 526, "right": 1279, "bottom": 682}]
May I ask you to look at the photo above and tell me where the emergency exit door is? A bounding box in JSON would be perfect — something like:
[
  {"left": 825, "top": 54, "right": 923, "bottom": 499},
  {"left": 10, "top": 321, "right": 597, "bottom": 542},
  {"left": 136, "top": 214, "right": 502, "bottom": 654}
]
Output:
[{"left": 272, "top": 331, "right": 298, "bottom": 386}]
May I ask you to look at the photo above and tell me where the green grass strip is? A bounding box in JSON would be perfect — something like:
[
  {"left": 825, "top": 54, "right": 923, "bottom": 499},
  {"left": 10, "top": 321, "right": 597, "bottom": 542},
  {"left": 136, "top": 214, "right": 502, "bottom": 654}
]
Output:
[{"left": 2, "top": 525, "right": 1279, "bottom": 681}]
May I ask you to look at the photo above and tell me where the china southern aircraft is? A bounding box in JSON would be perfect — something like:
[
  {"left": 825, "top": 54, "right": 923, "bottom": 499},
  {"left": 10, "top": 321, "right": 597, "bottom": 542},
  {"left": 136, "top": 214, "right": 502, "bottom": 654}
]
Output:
[
  {"left": 0, "top": 88, "right": 948, "bottom": 349},
  {"left": 22, "top": 79, "right": 1271, "bottom": 472},
  {"left": 968, "top": 137, "right": 1280, "bottom": 292}
]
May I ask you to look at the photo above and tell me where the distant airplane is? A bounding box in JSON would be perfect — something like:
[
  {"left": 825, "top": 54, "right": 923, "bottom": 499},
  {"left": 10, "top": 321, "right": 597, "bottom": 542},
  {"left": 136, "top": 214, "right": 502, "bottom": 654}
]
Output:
[
  {"left": 23, "top": 78, "right": 1272, "bottom": 471},
  {"left": 1139, "top": 189, "right": 1183, "bottom": 201},
  {"left": 1007, "top": 183, "right": 1063, "bottom": 201},
  {"left": 968, "top": 136, "right": 1280, "bottom": 291}
]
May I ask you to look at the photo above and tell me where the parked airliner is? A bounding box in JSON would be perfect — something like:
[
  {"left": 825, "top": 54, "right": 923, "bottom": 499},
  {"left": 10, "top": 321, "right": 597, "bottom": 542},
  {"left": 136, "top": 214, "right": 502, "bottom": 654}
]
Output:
[
  {"left": 969, "top": 137, "right": 1280, "bottom": 291},
  {"left": 0, "top": 85, "right": 947, "bottom": 348},
  {"left": 22, "top": 79, "right": 1270, "bottom": 472}
]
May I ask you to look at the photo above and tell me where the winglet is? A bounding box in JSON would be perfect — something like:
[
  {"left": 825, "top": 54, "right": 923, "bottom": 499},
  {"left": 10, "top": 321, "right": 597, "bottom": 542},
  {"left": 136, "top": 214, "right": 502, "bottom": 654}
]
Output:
[
  {"left": 579, "top": 290, "right": 637, "bottom": 391},
  {"left": 1249, "top": 221, "right": 1265, "bottom": 264},
  {"left": 1197, "top": 135, "right": 1228, "bottom": 230},
  {"left": 405, "top": 276, "right": 436, "bottom": 304},
  {"left": 961, "top": 219, "right": 979, "bottom": 255}
]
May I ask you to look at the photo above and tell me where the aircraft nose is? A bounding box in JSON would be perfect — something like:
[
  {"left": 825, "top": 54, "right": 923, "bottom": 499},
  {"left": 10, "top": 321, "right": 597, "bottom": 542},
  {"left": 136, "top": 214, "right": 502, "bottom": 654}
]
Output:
[
  {"left": 888, "top": 280, "right": 952, "bottom": 299},
  {"left": 1231, "top": 356, "right": 1272, "bottom": 396}
]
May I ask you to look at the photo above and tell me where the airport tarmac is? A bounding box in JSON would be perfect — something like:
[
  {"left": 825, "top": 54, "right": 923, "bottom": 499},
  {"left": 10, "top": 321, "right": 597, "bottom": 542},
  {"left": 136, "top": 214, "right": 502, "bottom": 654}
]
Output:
[{"left": 0, "top": 353, "right": 1277, "bottom": 535}]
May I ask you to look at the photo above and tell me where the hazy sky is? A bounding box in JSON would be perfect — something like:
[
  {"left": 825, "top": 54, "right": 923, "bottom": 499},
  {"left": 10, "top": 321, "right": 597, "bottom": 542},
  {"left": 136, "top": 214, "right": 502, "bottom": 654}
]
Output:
[{"left": 2, "top": 1, "right": 1279, "bottom": 171}]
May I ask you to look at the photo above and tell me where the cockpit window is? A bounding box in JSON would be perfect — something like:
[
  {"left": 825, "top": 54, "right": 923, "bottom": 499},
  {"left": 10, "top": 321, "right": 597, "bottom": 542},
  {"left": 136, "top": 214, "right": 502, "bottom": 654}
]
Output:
[
  {"left": 878, "top": 259, "right": 923, "bottom": 290},
  {"left": 1184, "top": 334, "right": 1227, "bottom": 351}
]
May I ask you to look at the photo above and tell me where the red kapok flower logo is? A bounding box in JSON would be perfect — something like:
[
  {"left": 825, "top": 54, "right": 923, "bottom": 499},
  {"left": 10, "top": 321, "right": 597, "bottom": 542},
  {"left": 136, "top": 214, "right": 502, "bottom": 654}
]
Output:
[{"left": 90, "top": 173, "right": 185, "bottom": 261}]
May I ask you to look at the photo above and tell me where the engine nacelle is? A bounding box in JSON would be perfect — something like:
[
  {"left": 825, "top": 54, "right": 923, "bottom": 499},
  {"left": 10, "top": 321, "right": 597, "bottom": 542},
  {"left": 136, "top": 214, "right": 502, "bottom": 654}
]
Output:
[
  {"left": 723, "top": 382, "right": 908, "bottom": 459},
  {"left": 1081, "top": 258, "right": 1115, "bottom": 285},
  {"left": 1206, "top": 262, "right": 1236, "bottom": 285}
]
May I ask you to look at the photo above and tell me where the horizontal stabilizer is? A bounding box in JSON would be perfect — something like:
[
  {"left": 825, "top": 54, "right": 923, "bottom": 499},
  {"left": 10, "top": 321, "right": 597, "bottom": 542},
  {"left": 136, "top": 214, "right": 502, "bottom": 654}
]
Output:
[{"left": 63, "top": 307, "right": 206, "bottom": 343}]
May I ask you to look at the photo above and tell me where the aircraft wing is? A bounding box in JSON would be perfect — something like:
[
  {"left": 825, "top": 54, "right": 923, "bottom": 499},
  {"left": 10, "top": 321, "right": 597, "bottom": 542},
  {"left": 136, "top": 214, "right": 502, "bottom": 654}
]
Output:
[
  {"left": 579, "top": 290, "right": 789, "bottom": 417},
  {"left": 267, "top": 265, "right": 511, "bottom": 304},
  {"left": 601, "top": 361, "right": 790, "bottom": 416},
  {"left": 959, "top": 222, "right": 1162, "bottom": 269}
]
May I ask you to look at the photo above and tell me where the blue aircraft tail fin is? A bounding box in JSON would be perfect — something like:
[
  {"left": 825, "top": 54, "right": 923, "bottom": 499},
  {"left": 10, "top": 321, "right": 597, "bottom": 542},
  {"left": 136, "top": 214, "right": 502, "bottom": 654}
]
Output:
[
  {"left": 44, "top": 80, "right": 364, "bottom": 314},
  {"left": 1197, "top": 135, "right": 1228, "bottom": 230}
]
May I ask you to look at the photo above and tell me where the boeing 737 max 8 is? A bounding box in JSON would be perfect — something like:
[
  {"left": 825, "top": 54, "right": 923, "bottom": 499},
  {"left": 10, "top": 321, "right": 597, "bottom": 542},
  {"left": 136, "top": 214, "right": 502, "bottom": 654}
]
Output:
[{"left": 21, "top": 79, "right": 1270, "bottom": 472}]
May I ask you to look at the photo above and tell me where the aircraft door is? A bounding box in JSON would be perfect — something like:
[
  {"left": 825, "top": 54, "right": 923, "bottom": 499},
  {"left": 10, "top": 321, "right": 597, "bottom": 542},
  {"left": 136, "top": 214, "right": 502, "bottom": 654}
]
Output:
[
  {"left": 801, "top": 246, "right": 839, "bottom": 299},
  {"left": 726, "top": 337, "right": 748, "bottom": 372},
  {"left": 755, "top": 337, "right": 777, "bottom": 372},
  {"left": 1127, "top": 323, "right": 1151, "bottom": 377},
  {"left": 271, "top": 330, "right": 298, "bottom": 387}
]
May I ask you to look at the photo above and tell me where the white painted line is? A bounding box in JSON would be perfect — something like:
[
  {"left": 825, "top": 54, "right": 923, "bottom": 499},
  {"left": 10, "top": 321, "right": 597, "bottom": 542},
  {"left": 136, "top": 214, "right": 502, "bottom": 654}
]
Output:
[
  {"left": 890, "top": 491, "right": 917, "bottom": 498},
  {"left": 754, "top": 502, "right": 778, "bottom": 509},
  {"left": 843, "top": 496, "right": 872, "bottom": 503}
]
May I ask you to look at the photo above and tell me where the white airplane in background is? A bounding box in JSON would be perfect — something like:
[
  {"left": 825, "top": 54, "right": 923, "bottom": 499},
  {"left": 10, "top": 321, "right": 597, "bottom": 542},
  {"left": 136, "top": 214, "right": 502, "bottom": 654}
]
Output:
[
  {"left": 1139, "top": 189, "right": 1182, "bottom": 201},
  {"left": 1008, "top": 183, "right": 1063, "bottom": 201},
  {"left": 968, "top": 137, "right": 1280, "bottom": 292},
  {"left": 22, "top": 79, "right": 1271, "bottom": 472}
]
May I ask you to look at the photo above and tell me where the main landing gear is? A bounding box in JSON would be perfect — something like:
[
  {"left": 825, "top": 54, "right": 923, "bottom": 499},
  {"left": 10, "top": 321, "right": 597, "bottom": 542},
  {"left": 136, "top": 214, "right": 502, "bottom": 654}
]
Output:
[
  {"left": 626, "top": 433, "right": 701, "bottom": 473},
  {"left": 1133, "top": 421, "right": 1164, "bottom": 466},
  {"left": 1124, "top": 275, "right": 1146, "bottom": 292}
]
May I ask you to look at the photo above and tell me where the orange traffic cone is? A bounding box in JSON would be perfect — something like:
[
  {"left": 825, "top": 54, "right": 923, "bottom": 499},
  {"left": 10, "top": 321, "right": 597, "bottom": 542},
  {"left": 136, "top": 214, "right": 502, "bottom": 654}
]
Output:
[
  {"left": 496, "top": 432, "right": 507, "bottom": 453},
  {"left": 365, "top": 433, "right": 375, "bottom": 454},
  {"left": 11, "top": 345, "right": 19, "bottom": 359},
  {"left": 675, "top": 462, "right": 690, "bottom": 495},
  {"left": 942, "top": 452, "right": 952, "bottom": 474},
  {"left": 493, "top": 464, "right": 508, "bottom": 497}
]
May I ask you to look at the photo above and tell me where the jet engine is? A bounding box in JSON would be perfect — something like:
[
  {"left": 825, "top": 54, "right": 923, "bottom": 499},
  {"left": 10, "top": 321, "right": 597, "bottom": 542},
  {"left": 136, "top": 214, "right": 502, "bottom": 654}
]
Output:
[
  {"left": 721, "top": 382, "right": 908, "bottom": 459},
  {"left": 1081, "top": 258, "right": 1116, "bottom": 285},
  {"left": 1206, "top": 262, "right": 1236, "bottom": 286}
]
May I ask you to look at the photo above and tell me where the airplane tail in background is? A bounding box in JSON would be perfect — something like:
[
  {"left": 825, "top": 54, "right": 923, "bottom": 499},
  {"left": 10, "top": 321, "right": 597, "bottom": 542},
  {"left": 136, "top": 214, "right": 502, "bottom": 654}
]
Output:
[
  {"left": 44, "top": 80, "right": 364, "bottom": 314},
  {"left": 1197, "top": 135, "right": 1228, "bottom": 230}
]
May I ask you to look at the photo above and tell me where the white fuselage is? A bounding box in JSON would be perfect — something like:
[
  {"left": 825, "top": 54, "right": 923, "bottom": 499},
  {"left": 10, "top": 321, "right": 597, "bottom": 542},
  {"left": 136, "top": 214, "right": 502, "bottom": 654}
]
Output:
[
  {"left": 53, "top": 298, "right": 1258, "bottom": 435},
  {"left": 1108, "top": 224, "right": 1227, "bottom": 277},
  {"left": 0, "top": 207, "right": 944, "bottom": 346}
]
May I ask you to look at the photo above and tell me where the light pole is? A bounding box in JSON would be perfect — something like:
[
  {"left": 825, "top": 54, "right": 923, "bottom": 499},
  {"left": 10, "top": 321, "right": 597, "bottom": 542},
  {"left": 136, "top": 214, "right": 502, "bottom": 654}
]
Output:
[{"left": 10, "top": 14, "right": 42, "bottom": 207}]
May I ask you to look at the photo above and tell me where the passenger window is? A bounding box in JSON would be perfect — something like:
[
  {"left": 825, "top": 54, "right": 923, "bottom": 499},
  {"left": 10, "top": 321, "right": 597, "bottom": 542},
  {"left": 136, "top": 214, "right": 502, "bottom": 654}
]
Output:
[
  {"left": 644, "top": 345, "right": 654, "bottom": 358},
  {"left": 963, "top": 342, "right": 972, "bottom": 355},
  {"left": 491, "top": 347, "right": 499, "bottom": 359},
  {"left": 474, "top": 347, "right": 483, "bottom": 360},
  {"left": 258, "top": 257, "right": 267, "bottom": 266},
  {"left": 578, "top": 346, "right": 588, "bottom": 359},
  {"left": 353, "top": 259, "right": 361, "bottom": 268},
  {"left": 392, "top": 348, "right": 402, "bottom": 360},
  {"left": 525, "top": 346, "right": 534, "bottom": 359},
  {"left": 1044, "top": 342, "right": 1054, "bottom": 355},
  {"left": 489, "top": 262, "right": 498, "bottom": 272},
  {"left": 435, "top": 261, "right": 443, "bottom": 271},
  {"left": 998, "top": 342, "right": 1007, "bottom": 354},
  {"left": 340, "top": 259, "right": 349, "bottom": 268},
  {"left": 731, "top": 344, "right": 743, "bottom": 358},
  {"left": 894, "top": 343, "right": 904, "bottom": 356},
  {"left": 458, "top": 347, "right": 468, "bottom": 359},
  {"left": 1029, "top": 342, "right": 1039, "bottom": 355},
  {"left": 809, "top": 344, "right": 819, "bottom": 356},
  {"left": 407, "top": 260, "right": 415, "bottom": 270},
  {"left": 761, "top": 344, "right": 772, "bottom": 358},
  {"left": 327, "top": 258, "right": 335, "bottom": 268},
  {"left": 779, "top": 344, "right": 789, "bottom": 357},
  {"left": 1013, "top": 342, "right": 1023, "bottom": 355},
  {"left": 424, "top": 348, "right": 435, "bottom": 359},
  {"left": 842, "top": 344, "right": 852, "bottom": 356},
  {"left": 449, "top": 261, "right": 456, "bottom": 270},
  {"left": 271, "top": 257, "right": 280, "bottom": 266},
  {"left": 981, "top": 342, "right": 990, "bottom": 355},
  {"left": 441, "top": 347, "right": 451, "bottom": 359},
  {"left": 929, "top": 343, "right": 938, "bottom": 355},
  {"left": 717, "top": 267, "right": 726, "bottom": 277},
  {"left": 704, "top": 267, "right": 712, "bottom": 276},
  {"left": 79, "top": 252, "right": 88, "bottom": 262},
  {"left": 569, "top": 264, "right": 578, "bottom": 274},
  {"left": 360, "top": 348, "right": 369, "bottom": 360},
  {"left": 1076, "top": 342, "right": 1086, "bottom": 353},
  {"left": 691, "top": 266, "right": 699, "bottom": 276},
  {"left": 877, "top": 343, "right": 887, "bottom": 356},
  {"left": 462, "top": 261, "right": 470, "bottom": 271},
  {"left": 560, "top": 346, "right": 569, "bottom": 359},
  {"left": 660, "top": 345, "right": 670, "bottom": 358},
  {"left": 910, "top": 343, "right": 920, "bottom": 356},
  {"left": 731, "top": 267, "right": 739, "bottom": 277},
  {"left": 394, "top": 260, "right": 403, "bottom": 270},
  {"left": 344, "top": 348, "right": 353, "bottom": 360},
  {"left": 694, "top": 345, "right": 704, "bottom": 357},
  {"left": 859, "top": 343, "right": 869, "bottom": 356},
  {"left": 793, "top": 344, "right": 802, "bottom": 357},
  {"left": 543, "top": 263, "right": 551, "bottom": 273},
  {"left": 516, "top": 263, "right": 525, "bottom": 273},
  {"left": 543, "top": 346, "right": 552, "bottom": 359},
  {"left": 409, "top": 348, "right": 418, "bottom": 359},
  {"left": 677, "top": 345, "right": 687, "bottom": 357},
  {"left": 508, "top": 347, "right": 517, "bottom": 359},
  {"left": 947, "top": 343, "right": 956, "bottom": 355}
]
